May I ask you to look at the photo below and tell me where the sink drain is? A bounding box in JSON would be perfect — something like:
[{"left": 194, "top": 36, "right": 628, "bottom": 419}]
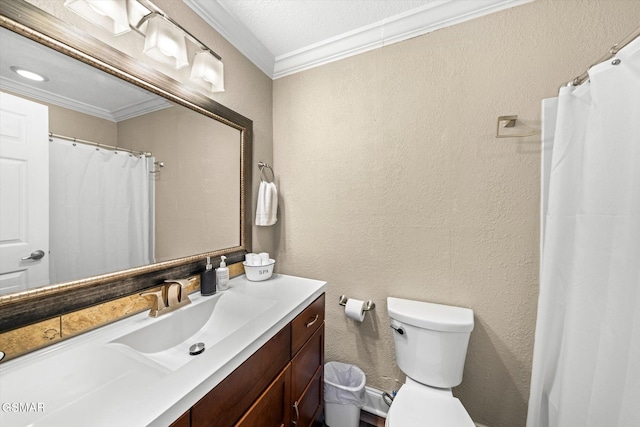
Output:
[{"left": 189, "top": 342, "right": 205, "bottom": 356}]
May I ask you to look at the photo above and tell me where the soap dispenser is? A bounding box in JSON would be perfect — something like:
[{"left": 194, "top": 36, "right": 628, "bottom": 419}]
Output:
[
  {"left": 217, "top": 255, "right": 230, "bottom": 291},
  {"left": 201, "top": 256, "right": 216, "bottom": 296}
]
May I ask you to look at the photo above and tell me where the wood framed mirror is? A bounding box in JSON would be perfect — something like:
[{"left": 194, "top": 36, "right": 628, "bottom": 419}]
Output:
[{"left": 0, "top": 0, "right": 252, "bottom": 332}]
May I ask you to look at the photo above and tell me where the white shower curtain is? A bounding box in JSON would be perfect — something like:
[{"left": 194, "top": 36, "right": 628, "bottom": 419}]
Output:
[
  {"left": 527, "top": 37, "right": 640, "bottom": 426},
  {"left": 49, "top": 138, "right": 154, "bottom": 283}
]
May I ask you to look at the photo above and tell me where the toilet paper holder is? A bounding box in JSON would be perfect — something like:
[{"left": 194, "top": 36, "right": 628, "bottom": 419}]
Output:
[{"left": 338, "top": 295, "right": 375, "bottom": 311}]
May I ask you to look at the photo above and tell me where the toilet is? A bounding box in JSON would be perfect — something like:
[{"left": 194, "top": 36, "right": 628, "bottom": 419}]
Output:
[{"left": 386, "top": 297, "right": 475, "bottom": 427}]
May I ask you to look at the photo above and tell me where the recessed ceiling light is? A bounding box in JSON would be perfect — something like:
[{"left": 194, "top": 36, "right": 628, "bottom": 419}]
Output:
[{"left": 10, "top": 66, "right": 49, "bottom": 82}]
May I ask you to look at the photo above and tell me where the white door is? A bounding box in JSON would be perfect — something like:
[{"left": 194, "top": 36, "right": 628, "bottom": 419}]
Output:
[{"left": 0, "top": 91, "right": 49, "bottom": 295}]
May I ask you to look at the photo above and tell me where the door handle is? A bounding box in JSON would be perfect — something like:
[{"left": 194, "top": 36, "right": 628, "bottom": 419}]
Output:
[{"left": 21, "top": 250, "right": 45, "bottom": 261}]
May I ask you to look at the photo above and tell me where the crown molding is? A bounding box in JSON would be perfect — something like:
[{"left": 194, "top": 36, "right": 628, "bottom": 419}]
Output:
[
  {"left": 184, "top": 0, "right": 533, "bottom": 80},
  {"left": 0, "top": 77, "right": 171, "bottom": 122},
  {"left": 183, "top": 0, "right": 274, "bottom": 77}
]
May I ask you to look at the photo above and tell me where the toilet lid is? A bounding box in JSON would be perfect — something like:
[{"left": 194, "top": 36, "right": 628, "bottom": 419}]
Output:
[{"left": 386, "top": 384, "right": 475, "bottom": 427}]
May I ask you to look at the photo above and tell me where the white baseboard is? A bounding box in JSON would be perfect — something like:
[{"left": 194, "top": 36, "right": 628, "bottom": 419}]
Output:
[{"left": 361, "top": 386, "right": 390, "bottom": 419}]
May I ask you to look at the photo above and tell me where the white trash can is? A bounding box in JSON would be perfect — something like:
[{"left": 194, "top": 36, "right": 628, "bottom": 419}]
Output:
[{"left": 324, "top": 361, "right": 366, "bottom": 427}]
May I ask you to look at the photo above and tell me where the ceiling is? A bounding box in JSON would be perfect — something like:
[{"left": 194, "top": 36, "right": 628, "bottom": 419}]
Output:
[{"left": 184, "top": 0, "right": 533, "bottom": 79}]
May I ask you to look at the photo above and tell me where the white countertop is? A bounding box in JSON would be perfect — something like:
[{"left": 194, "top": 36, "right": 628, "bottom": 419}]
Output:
[{"left": 0, "top": 274, "right": 327, "bottom": 427}]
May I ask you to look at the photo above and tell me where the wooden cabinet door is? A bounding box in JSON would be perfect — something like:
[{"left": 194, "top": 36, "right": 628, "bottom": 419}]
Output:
[
  {"left": 234, "top": 364, "right": 291, "bottom": 427},
  {"left": 291, "top": 324, "right": 324, "bottom": 399},
  {"left": 292, "top": 367, "right": 323, "bottom": 427}
]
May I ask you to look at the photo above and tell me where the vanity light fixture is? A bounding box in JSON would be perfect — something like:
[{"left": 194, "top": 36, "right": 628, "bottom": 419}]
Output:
[
  {"left": 190, "top": 50, "right": 224, "bottom": 93},
  {"left": 10, "top": 66, "right": 49, "bottom": 82},
  {"left": 64, "top": 0, "right": 131, "bottom": 36},
  {"left": 64, "top": 0, "right": 224, "bottom": 93}
]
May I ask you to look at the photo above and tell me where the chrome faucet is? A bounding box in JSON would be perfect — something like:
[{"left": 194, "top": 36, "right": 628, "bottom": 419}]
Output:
[{"left": 140, "top": 278, "right": 193, "bottom": 317}]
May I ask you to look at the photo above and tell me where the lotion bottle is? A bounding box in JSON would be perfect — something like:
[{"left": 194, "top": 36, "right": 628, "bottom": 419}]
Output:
[
  {"left": 201, "top": 256, "right": 216, "bottom": 296},
  {"left": 217, "top": 255, "right": 230, "bottom": 291}
]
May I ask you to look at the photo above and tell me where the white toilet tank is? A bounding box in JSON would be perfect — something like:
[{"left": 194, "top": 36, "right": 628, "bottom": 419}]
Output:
[{"left": 387, "top": 297, "right": 474, "bottom": 388}]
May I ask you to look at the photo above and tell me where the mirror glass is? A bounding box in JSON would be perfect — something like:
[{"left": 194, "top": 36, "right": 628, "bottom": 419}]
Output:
[{"left": 0, "top": 25, "right": 242, "bottom": 296}]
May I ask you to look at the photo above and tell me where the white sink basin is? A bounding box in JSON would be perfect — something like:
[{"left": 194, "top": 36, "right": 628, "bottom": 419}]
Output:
[{"left": 110, "top": 291, "right": 276, "bottom": 371}]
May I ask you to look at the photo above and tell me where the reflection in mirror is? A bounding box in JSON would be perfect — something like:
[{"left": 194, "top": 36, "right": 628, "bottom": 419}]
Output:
[{"left": 0, "top": 26, "right": 241, "bottom": 297}]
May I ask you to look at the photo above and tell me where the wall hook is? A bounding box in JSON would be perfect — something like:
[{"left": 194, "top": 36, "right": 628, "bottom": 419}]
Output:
[{"left": 496, "top": 115, "right": 539, "bottom": 138}]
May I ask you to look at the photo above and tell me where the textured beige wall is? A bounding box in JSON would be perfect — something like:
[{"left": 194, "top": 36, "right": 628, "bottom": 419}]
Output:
[{"left": 272, "top": 1, "right": 640, "bottom": 426}]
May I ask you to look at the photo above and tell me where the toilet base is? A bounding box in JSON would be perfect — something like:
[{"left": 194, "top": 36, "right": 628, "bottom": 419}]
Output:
[{"left": 385, "top": 380, "right": 474, "bottom": 427}]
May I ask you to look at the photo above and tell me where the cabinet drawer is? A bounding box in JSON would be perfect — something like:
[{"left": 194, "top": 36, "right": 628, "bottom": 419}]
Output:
[
  {"left": 192, "top": 325, "right": 291, "bottom": 427},
  {"left": 292, "top": 367, "right": 323, "bottom": 427},
  {"left": 291, "top": 323, "right": 324, "bottom": 399},
  {"left": 291, "top": 294, "right": 325, "bottom": 355},
  {"left": 234, "top": 364, "right": 291, "bottom": 427}
]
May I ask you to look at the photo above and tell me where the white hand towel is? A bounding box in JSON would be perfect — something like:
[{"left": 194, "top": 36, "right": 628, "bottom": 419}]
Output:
[{"left": 255, "top": 181, "right": 278, "bottom": 226}]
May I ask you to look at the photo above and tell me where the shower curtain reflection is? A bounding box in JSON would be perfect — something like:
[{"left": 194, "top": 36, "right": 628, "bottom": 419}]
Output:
[{"left": 49, "top": 137, "right": 154, "bottom": 284}]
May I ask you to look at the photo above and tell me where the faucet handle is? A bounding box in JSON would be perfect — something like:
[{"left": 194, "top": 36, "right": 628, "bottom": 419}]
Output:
[
  {"left": 164, "top": 278, "right": 193, "bottom": 306},
  {"left": 140, "top": 288, "right": 166, "bottom": 317},
  {"left": 164, "top": 278, "right": 194, "bottom": 287}
]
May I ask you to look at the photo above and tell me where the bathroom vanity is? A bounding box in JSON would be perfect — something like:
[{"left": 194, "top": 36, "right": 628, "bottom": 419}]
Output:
[
  {"left": 190, "top": 291, "right": 325, "bottom": 427},
  {"left": 0, "top": 274, "right": 326, "bottom": 427}
]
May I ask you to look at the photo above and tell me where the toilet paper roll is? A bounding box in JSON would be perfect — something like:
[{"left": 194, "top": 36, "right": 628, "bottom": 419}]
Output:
[{"left": 345, "top": 298, "right": 366, "bottom": 322}]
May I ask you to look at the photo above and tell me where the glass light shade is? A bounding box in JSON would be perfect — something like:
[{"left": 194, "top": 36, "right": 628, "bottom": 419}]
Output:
[
  {"left": 64, "top": 0, "right": 130, "bottom": 35},
  {"left": 143, "top": 15, "right": 189, "bottom": 70},
  {"left": 126, "top": 0, "right": 151, "bottom": 29},
  {"left": 190, "top": 51, "right": 225, "bottom": 93}
]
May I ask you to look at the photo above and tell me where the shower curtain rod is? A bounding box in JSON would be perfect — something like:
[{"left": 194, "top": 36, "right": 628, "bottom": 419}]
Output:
[
  {"left": 568, "top": 26, "right": 640, "bottom": 87},
  {"left": 49, "top": 133, "right": 152, "bottom": 157}
]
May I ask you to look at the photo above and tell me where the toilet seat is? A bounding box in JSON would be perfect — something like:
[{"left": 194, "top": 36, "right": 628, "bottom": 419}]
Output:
[{"left": 385, "top": 382, "right": 475, "bottom": 427}]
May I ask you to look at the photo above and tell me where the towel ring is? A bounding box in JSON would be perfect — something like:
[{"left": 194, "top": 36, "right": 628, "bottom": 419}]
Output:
[{"left": 258, "top": 162, "right": 274, "bottom": 183}]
